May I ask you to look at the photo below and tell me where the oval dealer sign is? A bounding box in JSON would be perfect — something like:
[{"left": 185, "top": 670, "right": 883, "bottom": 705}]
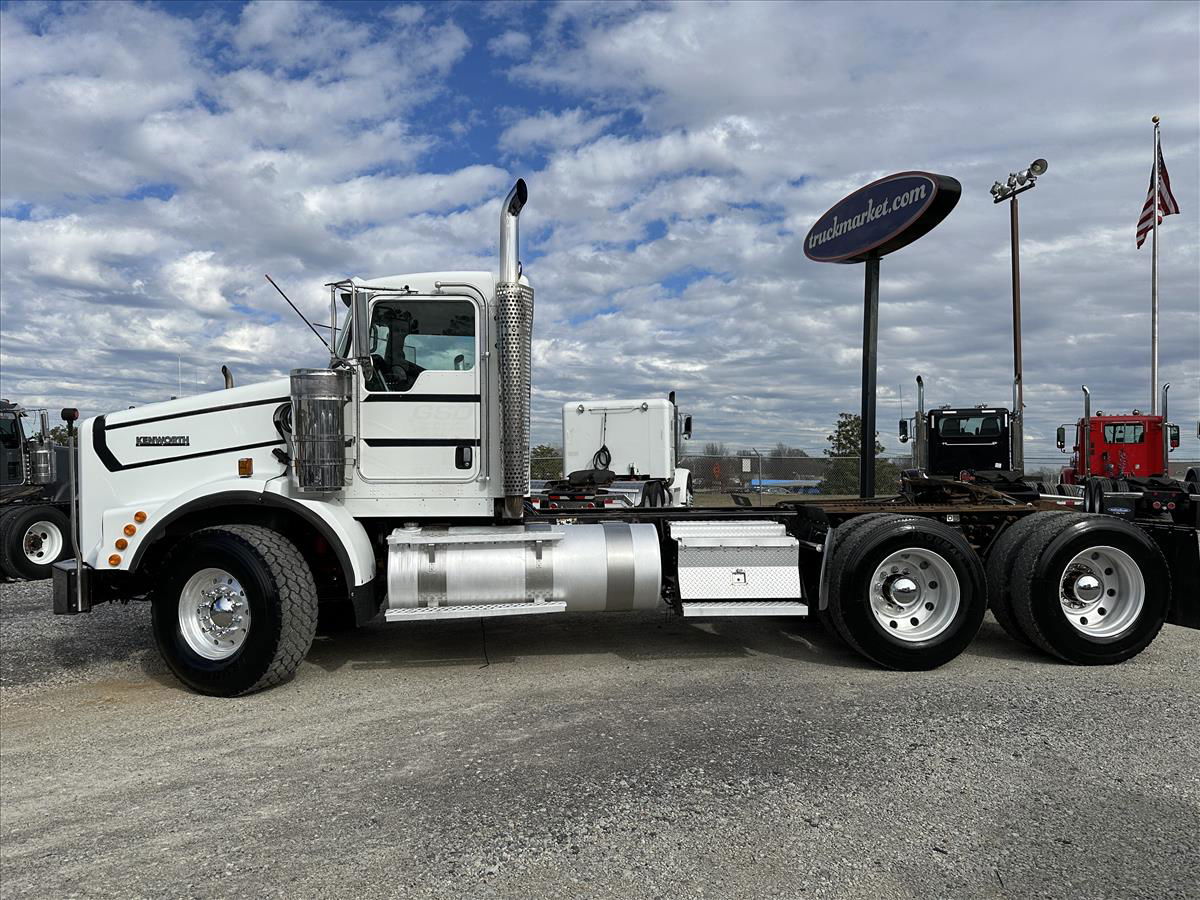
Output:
[{"left": 804, "top": 171, "right": 961, "bottom": 264}]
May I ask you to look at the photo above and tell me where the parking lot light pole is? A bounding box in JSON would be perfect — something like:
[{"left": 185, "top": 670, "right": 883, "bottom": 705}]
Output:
[{"left": 990, "top": 158, "right": 1048, "bottom": 476}]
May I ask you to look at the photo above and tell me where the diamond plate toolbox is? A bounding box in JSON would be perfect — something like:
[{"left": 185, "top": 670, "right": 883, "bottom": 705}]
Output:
[{"left": 668, "top": 520, "right": 802, "bottom": 601}]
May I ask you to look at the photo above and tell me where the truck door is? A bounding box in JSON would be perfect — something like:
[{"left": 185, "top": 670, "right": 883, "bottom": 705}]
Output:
[{"left": 356, "top": 294, "right": 482, "bottom": 483}]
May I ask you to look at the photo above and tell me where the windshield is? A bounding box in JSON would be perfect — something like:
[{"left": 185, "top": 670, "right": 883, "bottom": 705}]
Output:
[{"left": 937, "top": 415, "right": 1004, "bottom": 438}]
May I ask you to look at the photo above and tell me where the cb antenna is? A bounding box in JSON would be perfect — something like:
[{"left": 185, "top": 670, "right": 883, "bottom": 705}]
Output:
[{"left": 265, "top": 274, "right": 331, "bottom": 353}]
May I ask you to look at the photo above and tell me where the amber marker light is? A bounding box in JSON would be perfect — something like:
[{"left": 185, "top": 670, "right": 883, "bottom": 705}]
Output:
[
  {"left": 134, "top": 511, "right": 147, "bottom": 523},
  {"left": 115, "top": 538, "right": 128, "bottom": 551},
  {"left": 108, "top": 554, "right": 122, "bottom": 566},
  {"left": 124, "top": 524, "right": 137, "bottom": 536},
  {"left": 238, "top": 458, "right": 253, "bottom": 478}
]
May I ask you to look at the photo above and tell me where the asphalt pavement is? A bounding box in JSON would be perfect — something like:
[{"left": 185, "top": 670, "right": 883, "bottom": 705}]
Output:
[{"left": 2, "top": 577, "right": 1198, "bottom": 900}]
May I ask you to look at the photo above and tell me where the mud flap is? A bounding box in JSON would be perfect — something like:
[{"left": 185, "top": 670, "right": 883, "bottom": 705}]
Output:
[{"left": 1142, "top": 523, "right": 1200, "bottom": 629}]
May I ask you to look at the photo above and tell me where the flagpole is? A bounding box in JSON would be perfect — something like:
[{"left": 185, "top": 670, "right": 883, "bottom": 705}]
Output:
[{"left": 1151, "top": 115, "right": 1160, "bottom": 414}]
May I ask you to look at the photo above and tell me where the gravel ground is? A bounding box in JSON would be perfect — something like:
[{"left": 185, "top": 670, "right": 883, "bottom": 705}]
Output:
[{"left": 2, "top": 577, "right": 1198, "bottom": 900}]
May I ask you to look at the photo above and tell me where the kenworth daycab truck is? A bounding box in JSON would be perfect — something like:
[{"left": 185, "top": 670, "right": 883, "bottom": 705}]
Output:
[
  {"left": 53, "top": 180, "right": 1200, "bottom": 696},
  {"left": 1, "top": 399, "right": 73, "bottom": 580}
]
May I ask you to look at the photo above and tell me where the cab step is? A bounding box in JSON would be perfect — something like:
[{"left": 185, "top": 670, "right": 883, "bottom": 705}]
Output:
[
  {"left": 680, "top": 600, "right": 809, "bottom": 617},
  {"left": 384, "top": 601, "right": 567, "bottom": 622}
]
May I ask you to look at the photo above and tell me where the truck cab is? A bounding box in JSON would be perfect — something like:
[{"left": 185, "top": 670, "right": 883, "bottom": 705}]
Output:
[
  {"left": 921, "top": 407, "right": 1012, "bottom": 477},
  {"left": 1058, "top": 413, "right": 1178, "bottom": 483}
]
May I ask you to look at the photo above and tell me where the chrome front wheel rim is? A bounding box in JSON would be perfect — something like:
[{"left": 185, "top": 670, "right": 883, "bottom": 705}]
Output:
[
  {"left": 1058, "top": 545, "right": 1144, "bottom": 640},
  {"left": 178, "top": 568, "right": 251, "bottom": 660},
  {"left": 22, "top": 520, "right": 63, "bottom": 565},
  {"left": 869, "top": 547, "right": 962, "bottom": 643}
]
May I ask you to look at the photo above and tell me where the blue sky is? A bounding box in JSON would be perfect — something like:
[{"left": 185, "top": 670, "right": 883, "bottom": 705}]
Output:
[{"left": 1, "top": 0, "right": 1198, "bottom": 467}]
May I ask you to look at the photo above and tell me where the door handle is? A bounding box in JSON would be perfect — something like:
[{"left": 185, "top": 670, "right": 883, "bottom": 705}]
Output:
[{"left": 455, "top": 445, "right": 473, "bottom": 470}]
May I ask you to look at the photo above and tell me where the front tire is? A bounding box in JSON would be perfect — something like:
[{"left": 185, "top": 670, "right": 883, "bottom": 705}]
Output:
[
  {"left": 824, "top": 514, "right": 987, "bottom": 670},
  {"left": 0, "top": 505, "right": 71, "bottom": 580},
  {"left": 152, "top": 525, "right": 318, "bottom": 696},
  {"left": 1009, "top": 514, "right": 1168, "bottom": 665}
]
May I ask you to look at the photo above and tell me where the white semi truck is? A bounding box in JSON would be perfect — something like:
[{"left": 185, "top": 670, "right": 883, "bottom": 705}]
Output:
[
  {"left": 529, "top": 396, "right": 694, "bottom": 510},
  {"left": 53, "top": 180, "right": 1199, "bottom": 696}
]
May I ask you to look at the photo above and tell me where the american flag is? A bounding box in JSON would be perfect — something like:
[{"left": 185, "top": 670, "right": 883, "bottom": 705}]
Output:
[{"left": 1136, "top": 143, "right": 1180, "bottom": 248}]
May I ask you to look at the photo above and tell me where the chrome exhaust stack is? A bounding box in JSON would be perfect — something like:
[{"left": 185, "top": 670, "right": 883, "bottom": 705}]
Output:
[
  {"left": 1011, "top": 374, "right": 1023, "bottom": 475},
  {"left": 1081, "top": 385, "right": 1091, "bottom": 478},
  {"left": 497, "top": 179, "right": 532, "bottom": 520},
  {"left": 1161, "top": 383, "right": 1170, "bottom": 473},
  {"left": 913, "top": 375, "right": 928, "bottom": 471}
]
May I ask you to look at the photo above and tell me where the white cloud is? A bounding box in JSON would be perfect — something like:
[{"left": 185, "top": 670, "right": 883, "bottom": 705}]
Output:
[
  {"left": 488, "top": 30, "right": 531, "bottom": 58},
  {"left": 499, "top": 107, "right": 617, "bottom": 153},
  {"left": 0, "top": 0, "right": 1196, "bottom": 467}
]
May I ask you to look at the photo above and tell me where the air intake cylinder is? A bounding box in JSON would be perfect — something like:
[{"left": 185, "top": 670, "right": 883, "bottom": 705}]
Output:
[{"left": 289, "top": 368, "right": 351, "bottom": 492}]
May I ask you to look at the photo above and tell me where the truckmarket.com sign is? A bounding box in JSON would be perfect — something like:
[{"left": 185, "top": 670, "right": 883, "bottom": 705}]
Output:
[{"left": 804, "top": 172, "right": 961, "bottom": 264}]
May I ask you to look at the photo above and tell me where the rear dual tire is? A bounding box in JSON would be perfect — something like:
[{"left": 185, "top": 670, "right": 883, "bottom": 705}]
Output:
[
  {"left": 823, "top": 514, "right": 987, "bottom": 670},
  {"left": 986, "top": 512, "right": 1167, "bottom": 664}
]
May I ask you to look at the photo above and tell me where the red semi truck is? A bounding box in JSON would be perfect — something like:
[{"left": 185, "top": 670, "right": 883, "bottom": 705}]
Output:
[{"left": 1056, "top": 385, "right": 1194, "bottom": 517}]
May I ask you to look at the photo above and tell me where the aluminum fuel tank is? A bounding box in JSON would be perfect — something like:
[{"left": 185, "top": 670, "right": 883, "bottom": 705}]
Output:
[{"left": 386, "top": 523, "right": 662, "bottom": 612}]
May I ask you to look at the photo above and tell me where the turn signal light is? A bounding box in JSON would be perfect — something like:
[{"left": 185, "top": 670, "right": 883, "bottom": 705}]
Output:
[
  {"left": 134, "top": 511, "right": 147, "bottom": 523},
  {"left": 123, "top": 523, "right": 137, "bottom": 536},
  {"left": 238, "top": 458, "right": 253, "bottom": 478},
  {"left": 108, "top": 554, "right": 122, "bottom": 567},
  {"left": 115, "top": 538, "right": 128, "bottom": 551}
]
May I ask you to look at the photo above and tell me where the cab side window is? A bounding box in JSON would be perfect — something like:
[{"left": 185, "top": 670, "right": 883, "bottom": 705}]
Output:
[
  {"left": 366, "top": 299, "right": 476, "bottom": 392},
  {"left": 0, "top": 415, "right": 20, "bottom": 450}
]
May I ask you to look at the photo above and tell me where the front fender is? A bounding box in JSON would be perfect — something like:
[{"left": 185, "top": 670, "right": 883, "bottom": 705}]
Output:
[{"left": 124, "top": 479, "right": 375, "bottom": 588}]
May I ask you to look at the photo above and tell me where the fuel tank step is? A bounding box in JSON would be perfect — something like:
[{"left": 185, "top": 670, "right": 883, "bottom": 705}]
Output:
[
  {"left": 384, "top": 601, "right": 567, "bottom": 622},
  {"left": 680, "top": 600, "right": 809, "bottom": 617}
]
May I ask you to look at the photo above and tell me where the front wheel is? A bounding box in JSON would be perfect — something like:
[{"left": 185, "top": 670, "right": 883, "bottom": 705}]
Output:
[
  {"left": 152, "top": 525, "right": 318, "bottom": 696},
  {"left": 0, "top": 505, "right": 71, "bottom": 580},
  {"left": 824, "top": 514, "right": 987, "bottom": 670}
]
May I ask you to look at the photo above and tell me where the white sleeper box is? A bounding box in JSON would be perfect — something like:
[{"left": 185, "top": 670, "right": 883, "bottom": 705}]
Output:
[{"left": 562, "top": 398, "right": 675, "bottom": 479}]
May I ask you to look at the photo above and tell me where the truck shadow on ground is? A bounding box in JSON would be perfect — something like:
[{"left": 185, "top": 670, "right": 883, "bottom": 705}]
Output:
[{"left": 301, "top": 611, "right": 1046, "bottom": 676}]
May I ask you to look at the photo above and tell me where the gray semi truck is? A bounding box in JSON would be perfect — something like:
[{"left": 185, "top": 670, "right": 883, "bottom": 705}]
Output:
[{"left": 1, "top": 399, "right": 73, "bottom": 580}]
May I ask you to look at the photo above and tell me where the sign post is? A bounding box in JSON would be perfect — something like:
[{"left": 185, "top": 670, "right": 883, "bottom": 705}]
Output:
[
  {"left": 860, "top": 257, "right": 880, "bottom": 497},
  {"left": 805, "top": 171, "right": 961, "bottom": 498}
]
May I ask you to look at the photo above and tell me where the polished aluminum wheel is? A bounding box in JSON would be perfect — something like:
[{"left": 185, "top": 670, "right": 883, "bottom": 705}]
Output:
[
  {"left": 22, "top": 520, "right": 63, "bottom": 565},
  {"left": 178, "top": 568, "right": 251, "bottom": 660},
  {"left": 1058, "top": 545, "right": 1144, "bottom": 640},
  {"left": 869, "top": 547, "right": 961, "bottom": 642}
]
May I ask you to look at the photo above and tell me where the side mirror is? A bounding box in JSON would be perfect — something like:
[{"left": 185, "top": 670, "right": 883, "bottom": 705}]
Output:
[
  {"left": 352, "top": 290, "right": 370, "bottom": 362},
  {"left": 1169, "top": 424, "right": 1180, "bottom": 449},
  {"left": 1056, "top": 426, "right": 1066, "bottom": 451},
  {"left": 682, "top": 416, "right": 692, "bottom": 439},
  {"left": 898, "top": 420, "right": 909, "bottom": 443}
]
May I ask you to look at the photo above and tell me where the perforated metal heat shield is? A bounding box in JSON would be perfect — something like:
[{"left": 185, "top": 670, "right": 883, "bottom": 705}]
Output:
[{"left": 497, "top": 282, "right": 534, "bottom": 499}]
